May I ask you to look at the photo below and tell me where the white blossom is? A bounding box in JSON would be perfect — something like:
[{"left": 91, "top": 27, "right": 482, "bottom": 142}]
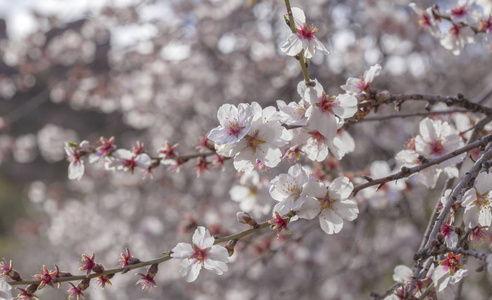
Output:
[
  {"left": 105, "top": 149, "right": 152, "bottom": 174},
  {"left": 409, "top": 3, "right": 441, "bottom": 38},
  {"left": 305, "top": 79, "right": 357, "bottom": 140},
  {"left": 340, "top": 64, "right": 382, "bottom": 95},
  {"left": 281, "top": 7, "right": 329, "bottom": 59},
  {"left": 171, "top": 226, "right": 229, "bottom": 282},
  {"left": 269, "top": 163, "right": 312, "bottom": 216},
  {"left": 0, "top": 279, "right": 13, "bottom": 300},
  {"left": 208, "top": 103, "right": 253, "bottom": 146},
  {"left": 216, "top": 102, "right": 291, "bottom": 173},
  {"left": 65, "top": 141, "right": 89, "bottom": 181},
  {"left": 396, "top": 118, "right": 465, "bottom": 188},
  {"left": 229, "top": 171, "right": 271, "bottom": 217},
  {"left": 298, "top": 177, "right": 358, "bottom": 234},
  {"left": 461, "top": 171, "right": 492, "bottom": 228},
  {"left": 440, "top": 23, "right": 475, "bottom": 55}
]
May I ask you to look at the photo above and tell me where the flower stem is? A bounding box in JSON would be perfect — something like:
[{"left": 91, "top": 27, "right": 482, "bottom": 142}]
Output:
[{"left": 284, "top": 0, "right": 311, "bottom": 84}]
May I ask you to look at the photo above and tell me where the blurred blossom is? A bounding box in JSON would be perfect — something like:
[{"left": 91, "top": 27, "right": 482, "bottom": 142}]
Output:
[
  {"left": 37, "top": 124, "right": 78, "bottom": 163},
  {"left": 13, "top": 134, "right": 37, "bottom": 163}
]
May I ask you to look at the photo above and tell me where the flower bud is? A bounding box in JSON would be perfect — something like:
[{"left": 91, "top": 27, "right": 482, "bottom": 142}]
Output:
[
  {"left": 236, "top": 212, "right": 257, "bottom": 227},
  {"left": 375, "top": 90, "right": 390, "bottom": 102},
  {"left": 225, "top": 239, "right": 238, "bottom": 257}
]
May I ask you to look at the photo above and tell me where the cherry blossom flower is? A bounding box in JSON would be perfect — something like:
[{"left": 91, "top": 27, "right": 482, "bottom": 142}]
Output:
[
  {"left": 298, "top": 177, "right": 358, "bottom": 234},
  {"left": 461, "top": 171, "right": 492, "bottom": 228},
  {"left": 409, "top": 3, "right": 441, "bottom": 38},
  {"left": 432, "top": 253, "right": 468, "bottom": 293},
  {"left": 65, "top": 141, "right": 89, "bottom": 181},
  {"left": 440, "top": 23, "right": 475, "bottom": 55},
  {"left": 88, "top": 136, "right": 115, "bottom": 163},
  {"left": 208, "top": 103, "right": 253, "bottom": 146},
  {"left": 106, "top": 149, "right": 152, "bottom": 174},
  {"left": 276, "top": 99, "right": 309, "bottom": 126},
  {"left": 396, "top": 118, "right": 465, "bottom": 188},
  {"left": 229, "top": 171, "right": 271, "bottom": 217},
  {"left": 171, "top": 226, "right": 229, "bottom": 282},
  {"left": 269, "top": 163, "right": 311, "bottom": 216},
  {"left": 216, "top": 102, "right": 291, "bottom": 173},
  {"left": 334, "top": 128, "right": 355, "bottom": 158},
  {"left": 448, "top": 0, "right": 482, "bottom": 25},
  {"left": 305, "top": 80, "right": 357, "bottom": 140},
  {"left": 0, "top": 279, "right": 13, "bottom": 300},
  {"left": 281, "top": 7, "right": 329, "bottom": 59},
  {"left": 340, "top": 64, "right": 382, "bottom": 95}
]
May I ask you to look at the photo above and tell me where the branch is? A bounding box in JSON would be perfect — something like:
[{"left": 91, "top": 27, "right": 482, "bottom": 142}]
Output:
[
  {"left": 7, "top": 221, "right": 271, "bottom": 287},
  {"left": 369, "top": 93, "right": 492, "bottom": 115},
  {"left": 351, "top": 132, "right": 492, "bottom": 196}
]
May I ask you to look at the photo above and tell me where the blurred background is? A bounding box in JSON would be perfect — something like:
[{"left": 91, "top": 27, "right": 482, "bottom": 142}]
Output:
[{"left": 1, "top": 0, "right": 492, "bottom": 299}]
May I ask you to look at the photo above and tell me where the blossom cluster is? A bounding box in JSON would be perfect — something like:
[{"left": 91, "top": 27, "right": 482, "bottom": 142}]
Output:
[{"left": 410, "top": 1, "right": 492, "bottom": 54}]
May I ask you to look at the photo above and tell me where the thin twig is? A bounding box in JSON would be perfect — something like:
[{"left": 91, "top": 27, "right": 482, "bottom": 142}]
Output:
[{"left": 351, "top": 133, "right": 492, "bottom": 196}]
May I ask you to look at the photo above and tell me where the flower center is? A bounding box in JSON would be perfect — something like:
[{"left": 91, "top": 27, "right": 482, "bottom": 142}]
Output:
[
  {"left": 474, "top": 192, "right": 492, "bottom": 212},
  {"left": 318, "top": 192, "right": 336, "bottom": 211},
  {"left": 310, "top": 130, "right": 326, "bottom": 143},
  {"left": 315, "top": 92, "right": 337, "bottom": 114},
  {"left": 298, "top": 24, "right": 318, "bottom": 40},
  {"left": 245, "top": 130, "right": 265, "bottom": 153},
  {"left": 226, "top": 119, "right": 245, "bottom": 138},
  {"left": 191, "top": 244, "right": 208, "bottom": 265},
  {"left": 430, "top": 139, "right": 445, "bottom": 155}
]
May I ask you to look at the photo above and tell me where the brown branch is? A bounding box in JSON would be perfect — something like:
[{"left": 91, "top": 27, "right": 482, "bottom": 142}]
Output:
[
  {"left": 360, "top": 93, "right": 492, "bottom": 115},
  {"left": 351, "top": 132, "right": 492, "bottom": 196},
  {"left": 7, "top": 221, "right": 271, "bottom": 287}
]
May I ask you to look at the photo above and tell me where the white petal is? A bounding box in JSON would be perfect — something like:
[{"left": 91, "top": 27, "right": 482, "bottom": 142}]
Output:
[
  {"left": 297, "top": 197, "right": 321, "bottom": 220},
  {"left": 319, "top": 210, "right": 344, "bottom": 234},
  {"left": 171, "top": 243, "right": 194, "bottom": 259},
  {"left": 192, "top": 226, "right": 214, "bottom": 249}
]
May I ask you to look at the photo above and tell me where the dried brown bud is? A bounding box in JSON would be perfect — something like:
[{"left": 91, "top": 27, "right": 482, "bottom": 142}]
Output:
[
  {"left": 127, "top": 257, "right": 141, "bottom": 265},
  {"left": 9, "top": 270, "right": 22, "bottom": 281},
  {"left": 26, "top": 284, "right": 38, "bottom": 295},
  {"left": 77, "top": 278, "right": 91, "bottom": 291},
  {"left": 147, "top": 264, "right": 158, "bottom": 279},
  {"left": 225, "top": 239, "right": 238, "bottom": 257},
  {"left": 454, "top": 227, "right": 464, "bottom": 235},
  {"left": 436, "top": 233, "right": 445, "bottom": 244},
  {"left": 57, "top": 271, "right": 73, "bottom": 278},
  {"left": 92, "top": 264, "right": 105, "bottom": 274}
]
